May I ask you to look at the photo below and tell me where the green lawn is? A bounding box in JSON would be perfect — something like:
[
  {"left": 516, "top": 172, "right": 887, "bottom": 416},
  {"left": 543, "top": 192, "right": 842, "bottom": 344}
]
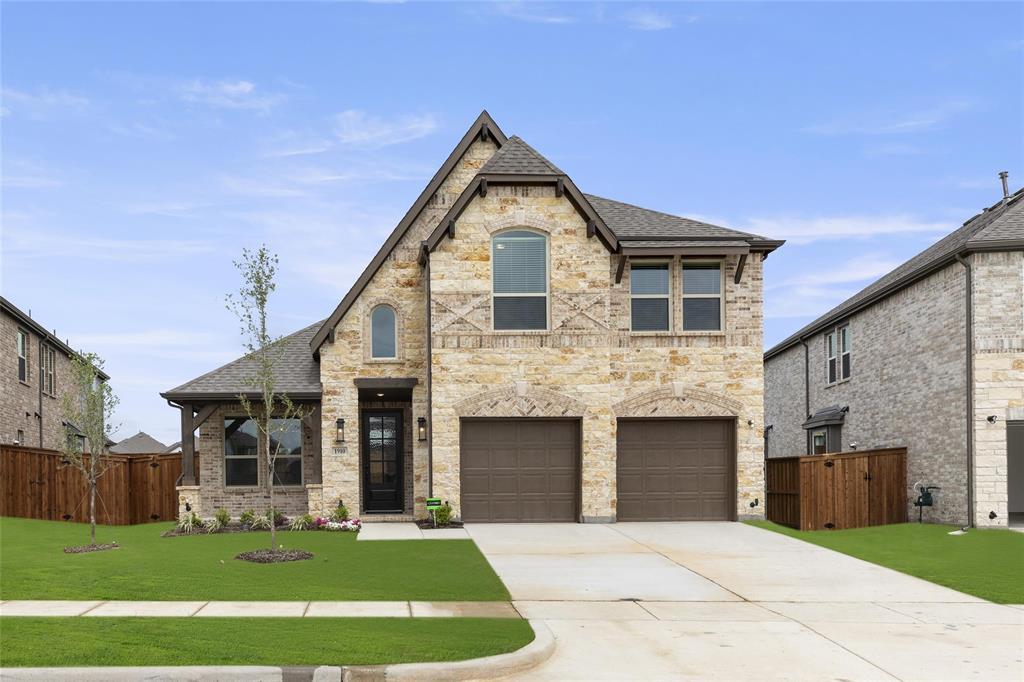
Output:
[
  {"left": 747, "top": 520, "right": 1024, "bottom": 603},
  {"left": 0, "top": 617, "right": 534, "bottom": 667},
  {"left": 0, "top": 517, "right": 509, "bottom": 601}
]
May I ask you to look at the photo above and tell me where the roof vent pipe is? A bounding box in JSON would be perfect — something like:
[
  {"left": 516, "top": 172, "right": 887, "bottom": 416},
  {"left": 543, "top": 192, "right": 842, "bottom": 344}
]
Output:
[{"left": 999, "top": 171, "right": 1009, "bottom": 200}]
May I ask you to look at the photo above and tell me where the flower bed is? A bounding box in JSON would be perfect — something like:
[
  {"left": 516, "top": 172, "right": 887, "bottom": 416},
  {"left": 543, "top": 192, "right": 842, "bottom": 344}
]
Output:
[{"left": 316, "top": 517, "right": 362, "bottom": 532}]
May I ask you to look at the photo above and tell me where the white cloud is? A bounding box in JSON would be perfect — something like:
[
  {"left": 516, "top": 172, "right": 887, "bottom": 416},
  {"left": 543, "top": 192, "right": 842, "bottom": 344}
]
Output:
[
  {"left": 764, "top": 284, "right": 858, "bottom": 319},
  {"left": 334, "top": 110, "right": 439, "bottom": 147},
  {"left": 767, "top": 253, "right": 902, "bottom": 290},
  {"left": 177, "top": 79, "right": 284, "bottom": 111},
  {"left": 219, "top": 175, "right": 309, "bottom": 198},
  {"left": 1, "top": 87, "right": 90, "bottom": 118},
  {"left": 744, "top": 214, "right": 949, "bottom": 245},
  {"left": 492, "top": 2, "right": 575, "bottom": 24},
  {"left": 623, "top": 9, "right": 673, "bottom": 31},
  {"left": 803, "top": 99, "right": 975, "bottom": 136}
]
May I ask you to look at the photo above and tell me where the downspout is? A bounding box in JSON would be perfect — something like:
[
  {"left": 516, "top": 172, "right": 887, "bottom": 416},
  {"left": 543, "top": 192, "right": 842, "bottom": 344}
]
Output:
[
  {"left": 955, "top": 254, "right": 975, "bottom": 527},
  {"left": 423, "top": 245, "right": 433, "bottom": 497},
  {"left": 38, "top": 340, "right": 44, "bottom": 448}
]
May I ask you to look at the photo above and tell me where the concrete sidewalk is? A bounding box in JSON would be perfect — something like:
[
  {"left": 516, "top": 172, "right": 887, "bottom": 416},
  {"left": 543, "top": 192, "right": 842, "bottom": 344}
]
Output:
[{"left": 0, "top": 600, "right": 519, "bottom": 618}]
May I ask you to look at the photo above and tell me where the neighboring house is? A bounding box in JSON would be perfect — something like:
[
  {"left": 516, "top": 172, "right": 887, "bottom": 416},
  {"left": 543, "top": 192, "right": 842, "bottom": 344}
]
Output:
[
  {"left": 110, "top": 431, "right": 169, "bottom": 455},
  {"left": 1, "top": 296, "right": 110, "bottom": 451},
  {"left": 163, "top": 437, "right": 199, "bottom": 455},
  {"left": 163, "top": 112, "right": 783, "bottom": 523},
  {"left": 764, "top": 184, "right": 1024, "bottom": 528}
]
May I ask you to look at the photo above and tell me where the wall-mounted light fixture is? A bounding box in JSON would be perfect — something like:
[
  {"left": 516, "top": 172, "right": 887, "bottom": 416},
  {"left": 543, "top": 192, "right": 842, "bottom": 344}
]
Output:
[
  {"left": 418, "top": 417, "right": 427, "bottom": 442},
  {"left": 986, "top": 415, "right": 998, "bottom": 424},
  {"left": 335, "top": 418, "right": 345, "bottom": 443},
  {"left": 747, "top": 419, "right": 754, "bottom": 427}
]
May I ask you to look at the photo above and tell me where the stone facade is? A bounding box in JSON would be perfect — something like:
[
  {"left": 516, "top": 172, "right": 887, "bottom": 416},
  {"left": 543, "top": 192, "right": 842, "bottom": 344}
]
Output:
[
  {"left": 1, "top": 305, "right": 88, "bottom": 451},
  {"left": 971, "top": 251, "right": 1024, "bottom": 526},
  {"left": 427, "top": 184, "right": 767, "bottom": 522},
  {"left": 765, "top": 252, "right": 1024, "bottom": 527}
]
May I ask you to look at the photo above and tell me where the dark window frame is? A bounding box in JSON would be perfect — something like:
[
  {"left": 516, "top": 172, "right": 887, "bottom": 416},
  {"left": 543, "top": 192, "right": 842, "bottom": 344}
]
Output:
[
  {"left": 369, "top": 304, "right": 398, "bottom": 360},
  {"left": 681, "top": 260, "right": 724, "bottom": 332},
  {"left": 825, "top": 325, "right": 851, "bottom": 385},
  {"left": 630, "top": 260, "right": 671, "bottom": 332},
  {"left": 16, "top": 328, "right": 28, "bottom": 383},
  {"left": 268, "top": 417, "right": 303, "bottom": 487},
  {"left": 224, "top": 417, "right": 260, "bottom": 487}
]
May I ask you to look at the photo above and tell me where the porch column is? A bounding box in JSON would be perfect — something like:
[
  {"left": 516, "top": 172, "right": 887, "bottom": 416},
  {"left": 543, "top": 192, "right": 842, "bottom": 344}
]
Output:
[{"left": 180, "top": 402, "right": 196, "bottom": 485}]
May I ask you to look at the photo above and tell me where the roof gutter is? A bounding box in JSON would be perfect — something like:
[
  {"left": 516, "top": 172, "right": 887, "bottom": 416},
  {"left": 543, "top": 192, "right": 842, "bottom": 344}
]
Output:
[{"left": 954, "top": 254, "right": 975, "bottom": 528}]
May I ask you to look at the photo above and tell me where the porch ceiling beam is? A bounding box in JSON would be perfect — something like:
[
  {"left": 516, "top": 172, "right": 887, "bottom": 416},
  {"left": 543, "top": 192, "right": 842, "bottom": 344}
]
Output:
[
  {"left": 615, "top": 255, "right": 627, "bottom": 284},
  {"left": 354, "top": 377, "right": 419, "bottom": 389},
  {"left": 192, "top": 403, "right": 217, "bottom": 430}
]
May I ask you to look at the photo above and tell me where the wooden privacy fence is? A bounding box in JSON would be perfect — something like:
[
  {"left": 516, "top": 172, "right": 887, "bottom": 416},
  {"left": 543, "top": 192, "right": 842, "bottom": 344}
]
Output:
[
  {"left": 766, "top": 447, "right": 907, "bottom": 531},
  {"left": 0, "top": 445, "right": 196, "bottom": 525}
]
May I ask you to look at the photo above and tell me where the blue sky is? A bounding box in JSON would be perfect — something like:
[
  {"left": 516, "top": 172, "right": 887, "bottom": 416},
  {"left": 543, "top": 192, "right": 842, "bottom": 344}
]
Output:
[{"left": 2, "top": 2, "right": 1022, "bottom": 445}]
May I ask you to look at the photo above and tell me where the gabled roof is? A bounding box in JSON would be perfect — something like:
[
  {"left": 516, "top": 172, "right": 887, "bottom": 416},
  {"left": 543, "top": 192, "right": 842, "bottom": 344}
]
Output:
[
  {"left": 765, "top": 187, "right": 1024, "bottom": 360},
  {"left": 478, "top": 136, "right": 564, "bottom": 176},
  {"left": 584, "top": 194, "right": 762, "bottom": 241},
  {"left": 162, "top": 320, "right": 324, "bottom": 401},
  {"left": 110, "top": 431, "right": 168, "bottom": 455},
  {"left": 309, "top": 111, "right": 508, "bottom": 353}
]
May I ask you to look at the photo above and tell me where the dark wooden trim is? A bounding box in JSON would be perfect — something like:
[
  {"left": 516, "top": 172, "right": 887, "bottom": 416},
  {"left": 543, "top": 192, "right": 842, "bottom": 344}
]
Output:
[
  {"left": 192, "top": 404, "right": 217, "bottom": 430},
  {"left": 161, "top": 391, "right": 322, "bottom": 401},
  {"left": 622, "top": 245, "right": 750, "bottom": 256},
  {"left": 586, "top": 219, "right": 596, "bottom": 239},
  {"left": 555, "top": 177, "right": 564, "bottom": 197},
  {"left": 734, "top": 254, "right": 747, "bottom": 284},
  {"left": 179, "top": 402, "right": 196, "bottom": 486},
  {"left": 354, "top": 377, "right": 419, "bottom": 389},
  {"left": 310, "top": 111, "right": 508, "bottom": 353},
  {"left": 615, "top": 255, "right": 627, "bottom": 284},
  {"left": 479, "top": 178, "right": 487, "bottom": 197}
]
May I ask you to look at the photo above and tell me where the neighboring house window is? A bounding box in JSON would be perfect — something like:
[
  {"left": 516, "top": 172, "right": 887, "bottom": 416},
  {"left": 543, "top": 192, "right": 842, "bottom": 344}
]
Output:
[
  {"left": 224, "top": 417, "right": 259, "bottom": 486},
  {"left": 811, "top": 429, "right": 827, "bottom": 455},
  {"left": 492, "top": 230, "right": 547, "bottom": 331},
  {"left": 825, "top": 326, "right": 851, "bottom": 384},
  {"left": 16, "top": 329, "right": 28, "bottom": 383},
  {"left": 16, "top": 429, "right": 25, "bottom": 445},
  {"left": 370, "top": 305, "right": 397, "bottom": 359},
  {"left": 630, "top": 262, "right": 670, "bottom": 331},
  {"left": 681, "top": 261, "right": 723, "bottom": 331},
  {"left": 269, "top": 418, "right": 303, "bottom": 486},
  {"left": 810, "top": 425, "right": 842, "bottom": 455},
  {"left": 40, "top": 344, "right": 56, "bottom": 396}
]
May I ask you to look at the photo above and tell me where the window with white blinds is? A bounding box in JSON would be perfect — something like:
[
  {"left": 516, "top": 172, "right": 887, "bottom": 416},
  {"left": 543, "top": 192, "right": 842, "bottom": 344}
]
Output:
[
  {"left": 492, "top": 230, "right": 547, "bottom": 330},
  {"left": 682, "top": 261, "right": 723, "bottom": 331},
  {"left": 630, "top": 263, "right": 670, "bottom": 331}
]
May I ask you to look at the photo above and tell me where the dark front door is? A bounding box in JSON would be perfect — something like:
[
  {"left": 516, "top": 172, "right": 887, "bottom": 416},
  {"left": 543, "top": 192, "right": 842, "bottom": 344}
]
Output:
[{"left": 362, "top": 411, "right": 403, "bottom": 512}]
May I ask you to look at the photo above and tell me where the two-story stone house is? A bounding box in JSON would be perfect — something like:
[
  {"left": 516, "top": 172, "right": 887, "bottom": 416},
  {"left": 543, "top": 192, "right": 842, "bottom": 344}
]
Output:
[
  {"left": 764, "top": 183, "right": 1024, "bottom": 528},
  {"left": 1, "top": 296, "right": 110, "bottom": 451},
  {"left": 163, "top": 112, "right": 783, "bottom": 523}
]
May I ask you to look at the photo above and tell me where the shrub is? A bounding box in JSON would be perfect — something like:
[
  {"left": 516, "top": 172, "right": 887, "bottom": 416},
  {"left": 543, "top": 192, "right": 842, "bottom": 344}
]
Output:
[
  {"left": 330, "top": 501, "right": 349, "bottom": 522},
  {"left": 204, "top": 516, "right": 224, "bottom": 534},
  {"left": 249, "top": 514, "right": 272, "bottom": 530},
  {"left": 176, "top": 512, "right": 203, "bottom": 534},
  {"left": 267, "top": 507, "right": 286, "bottom": 527},
  {"left": 215, "top": 507, "right": 231, "bottom": 527},
  {"left": 290, "top": 513, "right": 314, "bottom": 531},
  {"left": 239, "top": 509, "right": 256, "bottom": 527},
  {"left": 434, "top": 502, "right": 453, "bottom": 527}
]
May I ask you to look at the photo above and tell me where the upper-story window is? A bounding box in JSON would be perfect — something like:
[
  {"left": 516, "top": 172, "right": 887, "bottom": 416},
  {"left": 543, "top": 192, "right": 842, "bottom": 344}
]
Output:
[
  {"left": 492, "top": 230, "right": 547, "bottom": 331},
  {"left": 826, "top": 326, "right": 851, "bottom": 384},
  {"left": 370, "top": 305, "right": 397, "bottom": 359},
  {"left": 681, "top": 261, "right": 723, "bottom": 331},
  {"left": 16, "top": 329, "right": 28, "bottom": 383},
  {"left": 40, "top": 343, "right": 56, "bottom": 396},
  {"left": 631, "top": 262, "right": 670, "bottom": 331}
]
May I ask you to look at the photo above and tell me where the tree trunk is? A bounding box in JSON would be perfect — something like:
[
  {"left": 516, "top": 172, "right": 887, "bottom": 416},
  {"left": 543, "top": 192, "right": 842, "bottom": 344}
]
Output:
[
  {"left": 266, "top": 423, "right": 276, "bottom": 552},
  {"left": 89, "top": 480, "right": 97, "bottom": 546}
]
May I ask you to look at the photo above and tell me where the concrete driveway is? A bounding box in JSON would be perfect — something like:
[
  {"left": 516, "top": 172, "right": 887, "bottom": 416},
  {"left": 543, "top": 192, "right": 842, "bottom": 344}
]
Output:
[{"left": 467, "top": 522, "right": 1024, "bottom": 681}]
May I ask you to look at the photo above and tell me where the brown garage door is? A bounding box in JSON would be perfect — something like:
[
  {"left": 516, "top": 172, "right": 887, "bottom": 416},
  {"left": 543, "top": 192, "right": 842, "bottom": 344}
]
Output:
[
  {"left": 617, "top": 419, "right": 734, "bottom": 521},
  {"left": 461, "top": 419, "right": 579, "bottom": 522}
]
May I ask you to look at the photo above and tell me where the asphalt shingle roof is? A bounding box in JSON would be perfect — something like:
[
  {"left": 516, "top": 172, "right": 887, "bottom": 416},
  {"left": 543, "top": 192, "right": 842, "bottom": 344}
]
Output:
[
  {"left": 109, "top": 432, "right": 168, "bottom": 455},
  {"left": 478, "top": 136, "right": 565, "bottom": 176},
  {"left": 766, "top": 187, "right": 1024, "bottom": 358},
  {"left": 163, "top": 320, "right": 324, "bottom": 399},
  {"left": 584, "top": 194, "right": 764, "bottom": 241}
]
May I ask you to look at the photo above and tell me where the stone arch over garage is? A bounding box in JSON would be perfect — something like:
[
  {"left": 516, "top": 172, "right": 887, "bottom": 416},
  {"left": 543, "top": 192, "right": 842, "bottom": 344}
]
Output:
[
  {"left": 613, "top": 382, "right": 743, "bottom": 418},
  {"left": 453, "top": 382, "right": 586, "bottom": 418}
]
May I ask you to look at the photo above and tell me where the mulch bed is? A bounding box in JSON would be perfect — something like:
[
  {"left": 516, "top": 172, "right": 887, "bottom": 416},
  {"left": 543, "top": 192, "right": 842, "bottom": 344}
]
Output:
[
  {"left": 415, "top": 519, "right": 464, "bottom": 529},
  {"left": 64, "top": 543, "right": 120, "bottom": 554},
  {"left": 235, "top": 549, "right": 314, "bottom": 564},
  {"left": 161, "top": 522, "right": 285, "bottom": 538}
]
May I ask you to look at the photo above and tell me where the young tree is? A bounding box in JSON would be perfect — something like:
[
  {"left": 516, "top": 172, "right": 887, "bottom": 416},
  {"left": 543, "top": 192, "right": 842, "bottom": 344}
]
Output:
[
  {"left": 226, "top": 245, "right": 305, "bottom": 552},
  {"left": 60, "top": 352, "right": 119, "bottom": 547}
]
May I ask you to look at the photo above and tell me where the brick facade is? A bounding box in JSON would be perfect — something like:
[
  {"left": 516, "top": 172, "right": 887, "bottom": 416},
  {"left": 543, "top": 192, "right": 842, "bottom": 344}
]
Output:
[{"left": 765, "top": 251, "right": 1024, "bottom": 527}]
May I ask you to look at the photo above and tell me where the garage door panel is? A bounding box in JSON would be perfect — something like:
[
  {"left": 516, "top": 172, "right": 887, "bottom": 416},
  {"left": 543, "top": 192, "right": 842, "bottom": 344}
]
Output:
[
  {"left": 461, "top": 420, "right": 579, "bottom": 522},
  {"left": 617, "top": 419, "right": 733, "bottom": 522}
]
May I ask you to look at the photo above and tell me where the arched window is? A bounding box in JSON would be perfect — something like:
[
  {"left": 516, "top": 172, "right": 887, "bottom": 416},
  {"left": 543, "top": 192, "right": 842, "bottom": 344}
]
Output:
[
  {"left": 370, "top": 305, "right": 397, "bottom": 358},
  {"left": 492, "top": 230, "right": 548, "bottom": 330}
]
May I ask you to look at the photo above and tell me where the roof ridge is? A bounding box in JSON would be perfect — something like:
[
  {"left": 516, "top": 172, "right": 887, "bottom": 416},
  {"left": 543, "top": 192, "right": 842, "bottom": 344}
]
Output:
[{"left": 164, "top": 318, "right": 325, "bottom": 396}]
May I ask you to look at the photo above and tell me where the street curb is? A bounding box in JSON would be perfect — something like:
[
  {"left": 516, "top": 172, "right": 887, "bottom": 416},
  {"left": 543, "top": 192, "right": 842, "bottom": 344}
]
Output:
[{"left": 340, "top": 619, "right": 554, "bottom": 681}]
